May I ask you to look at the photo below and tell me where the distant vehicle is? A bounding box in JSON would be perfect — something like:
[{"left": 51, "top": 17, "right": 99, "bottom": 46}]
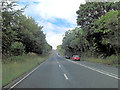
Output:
[
  {"left": 65, "top": 55, "right": 70, "bottom": 59},
  {"left": 72, "top": 55, "right": 80, "bottom": 61}
]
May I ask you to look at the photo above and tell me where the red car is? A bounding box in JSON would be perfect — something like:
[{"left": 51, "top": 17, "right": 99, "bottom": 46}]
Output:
[{"left": 72, "top": 55, "right": 80, "bottom": 61}]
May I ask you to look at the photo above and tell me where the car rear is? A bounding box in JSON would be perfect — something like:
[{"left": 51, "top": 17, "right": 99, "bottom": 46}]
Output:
[{"left": 72, "top": 55, "right": 80, "bottom": 61}]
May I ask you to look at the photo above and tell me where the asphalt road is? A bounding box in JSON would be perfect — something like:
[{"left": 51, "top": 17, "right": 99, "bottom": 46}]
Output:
[{"left": 14, "top": 50, "right": 118, "bottom": 88}]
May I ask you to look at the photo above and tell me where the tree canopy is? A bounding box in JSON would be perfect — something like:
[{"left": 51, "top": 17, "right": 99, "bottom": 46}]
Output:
[
  {"left": 60, "top": 2, "right": 119, "bottom": 62},
  {"left": 2, "top": 1, "right": 52, "bottom": 57}
]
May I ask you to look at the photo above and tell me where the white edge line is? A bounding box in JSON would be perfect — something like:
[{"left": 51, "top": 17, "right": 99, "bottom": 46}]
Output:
[
  {"left": 66, "top": 59, "right": 119, "bottom": 80},
  {"left": 64, "top": 74, "right": 68, "bottom": 80},
  {"left": 10, "top": 63, "right": 41, "bottom": 88}
]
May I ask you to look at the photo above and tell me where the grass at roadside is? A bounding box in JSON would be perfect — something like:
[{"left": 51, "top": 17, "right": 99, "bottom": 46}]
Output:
[
  {"left": 57, "top": 49, "right": 65, "bottom": 56},
  {"left": 2, "top": 51, "right": 52, "bottom": 86},
  {"left": 81, "top": 55, "right": 120, "bottom": 67},
  {"left": 58, "top": 51, "right": 64, "bottom": 56}
]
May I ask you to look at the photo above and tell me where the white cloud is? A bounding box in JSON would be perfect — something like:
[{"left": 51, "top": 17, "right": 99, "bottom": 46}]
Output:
[
  {"left": 18, "top": 0, "right": 85, "bottom": 49},
  {"left": 37, "top": 20, "right": 74, "bottom": 49},
  {"left": 24, "top": 0, "right": 85, "bottom": 24},
  {"left": 46, "top": 32, "right": 63, "bottom": 49}
]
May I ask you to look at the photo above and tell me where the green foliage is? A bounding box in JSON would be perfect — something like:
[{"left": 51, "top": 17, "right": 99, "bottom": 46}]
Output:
[
  {"left": 2, "top": 1, "right": 52, "bottom": 58},
  {"left": 76, "top": 2, "right": 118, "bottom": 29},
  {"left": 57, "top": 45, "right": 65, "bottom": 56},
  {"left": 82, "top": 54, "right": 119, "bottom": 66},
  {"left": 61, "top": 27, "right": 89, "bottom": 56},
  {"left": 10, "top": 42, "right": 25, "bottom": 56},
  {"left": 61, "top": 2, "right": 119, "bottom": 63},
  {"left": 91, "top": 10, "right": 119, "bottom": 56}
]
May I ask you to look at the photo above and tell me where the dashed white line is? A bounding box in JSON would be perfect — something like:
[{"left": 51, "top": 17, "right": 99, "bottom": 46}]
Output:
[
  {"left": 59, "top": 64, "right": 61, "bottom": 68},
  {"left": 58, "top": 55, "right": 60, "bottom": 57},
  {"left": 56, "top": 53, "right": 60, "bottom": 57},
  {"left": 64, "top": 74, "right": 68, "bottom": 80}
]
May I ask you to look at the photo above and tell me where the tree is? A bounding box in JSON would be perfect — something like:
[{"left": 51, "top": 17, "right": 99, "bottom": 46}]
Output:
[
  {"left": 10, "top": 41, "right": 25, "bottom": 56},
  {"left": 61, "top": 2, "right": 120, "bottom": 59},
  {"left": 92, "top": 10, "right": 119, "bottom": 56},
  {"left": 76, "top": 2, "right": 118, "bottom": 30},
  {"left": 2, "top": 1, "right": 52, "bottom": 57},
  {"left": 75, "top": 2, "right": 119, "bottom": 57}
]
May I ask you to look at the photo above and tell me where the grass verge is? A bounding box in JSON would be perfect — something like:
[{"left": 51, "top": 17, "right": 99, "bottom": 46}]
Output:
[
  {"left": 57, "top": 49, "right": 65, "bottom": 56},
  {"left": 2, "top": 51, "right": 52, "bottom": 86},
  {"left": 81, "top": 55, "right": 120, "bottom": 67}
]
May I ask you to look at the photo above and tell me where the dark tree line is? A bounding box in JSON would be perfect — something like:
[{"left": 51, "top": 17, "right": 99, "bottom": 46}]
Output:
[
  {"left": 60, "top": 2, "right": 120, "bottom": 63},
  {"left": 1, "top": 1, "right": 52, "bottom": 57}
]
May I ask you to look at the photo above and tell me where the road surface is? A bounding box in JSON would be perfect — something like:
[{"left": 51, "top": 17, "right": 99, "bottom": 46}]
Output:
[{"left": 13, "top": 50, "right": 118, "bottom": 88}]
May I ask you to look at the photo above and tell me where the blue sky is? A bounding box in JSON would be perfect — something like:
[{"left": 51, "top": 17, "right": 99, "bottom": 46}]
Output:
[{"left": 17, "top": 0, "right": 85, "bottom": 49}]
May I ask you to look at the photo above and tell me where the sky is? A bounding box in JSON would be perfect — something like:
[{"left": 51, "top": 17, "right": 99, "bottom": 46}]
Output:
[{"left": 17, "top": 0, "right": 86, "bottom": 49}]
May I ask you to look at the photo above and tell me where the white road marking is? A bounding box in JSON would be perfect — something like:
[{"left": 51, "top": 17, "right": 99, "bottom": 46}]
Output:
[
  {"left": 55, "top": 53, "right": 69, "bottom": 80},
  {"left": 79, "top": 63, "right": 118, "bottom": 77},
  {"left": 64, "top": 74, "right": 68, "bottom": 80},
  {"left": 56, "top": 52, "right": 60, "bottom": 57},
  {"left": 10, "top": 63, "right": 42, "bottom": 89},
  {"left": 58, "top": 54, "right": 60, "bottom": 57},
  {"left": 66, "top": 59, "right": 119, "bottom": 80},
  {"left": 59, "top": 64, "right": 61, "bottom": 68}
]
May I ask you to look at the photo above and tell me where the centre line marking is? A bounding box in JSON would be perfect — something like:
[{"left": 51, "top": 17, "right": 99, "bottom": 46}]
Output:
[
  {"left": 64, "top": 74, "right": 68, "bottom": 80},
  {"left": 59, "top": 64, "right": 61, "bottom": 68}
]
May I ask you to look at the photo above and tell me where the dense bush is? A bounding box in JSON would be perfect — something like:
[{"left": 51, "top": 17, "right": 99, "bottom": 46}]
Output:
[{"left": 10, "top": 42, "right": 25, "bottom": 56}]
